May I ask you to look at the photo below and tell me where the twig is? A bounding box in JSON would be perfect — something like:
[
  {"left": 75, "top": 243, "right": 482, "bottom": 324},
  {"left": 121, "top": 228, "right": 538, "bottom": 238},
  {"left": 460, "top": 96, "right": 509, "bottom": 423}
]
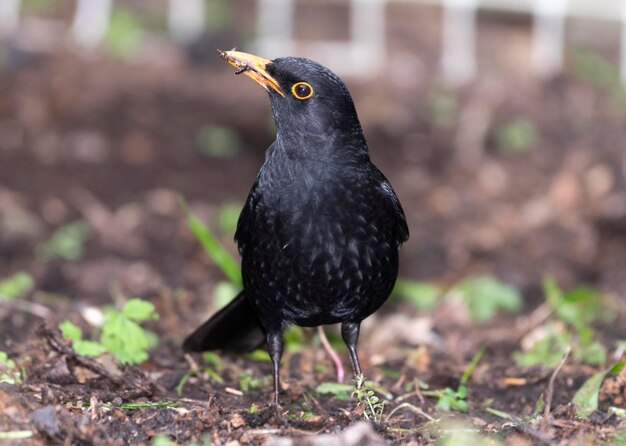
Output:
[
  {"left": 37, "top": 322, "right": 126, "bottom": 386},
  {"left": 317, "top": 326, "right": 345, "bottom": 383},
  {"left": 543, "top": 345, "right": 571, "bottom": 421},
  {"left": 385, "top": 402, "right": 435, "bottom": 422},
  {"left": 0, "top": 299, "right": 52, "bottom": 319},
  {"left": 504, "top": 422, "right": 555, "bottom": 446}
]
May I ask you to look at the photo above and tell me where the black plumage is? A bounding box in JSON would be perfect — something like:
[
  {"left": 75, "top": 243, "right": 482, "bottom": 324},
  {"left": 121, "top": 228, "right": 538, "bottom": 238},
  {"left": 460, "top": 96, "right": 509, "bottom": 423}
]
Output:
[{"left": 184, "top": 51, "right": 408, "bottom": 403}]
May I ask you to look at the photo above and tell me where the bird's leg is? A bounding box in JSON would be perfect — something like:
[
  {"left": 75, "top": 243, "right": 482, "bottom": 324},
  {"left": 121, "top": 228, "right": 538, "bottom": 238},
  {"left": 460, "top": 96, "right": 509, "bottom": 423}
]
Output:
[
  {"left": 341, "top": 321, "right": 362, "bottom": 378},
  {"left": 317, "top": 326, "right": 345, "bottom": 382},
  {"left": 266, "top": 330, "right": 284, "bottom": 405}
]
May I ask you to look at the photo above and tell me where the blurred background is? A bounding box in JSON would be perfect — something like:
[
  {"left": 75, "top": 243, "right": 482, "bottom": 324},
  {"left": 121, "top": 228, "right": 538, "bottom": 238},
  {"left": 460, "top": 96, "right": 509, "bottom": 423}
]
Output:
[{"left": 0, "top": 0, "right": 625, "bottom": 340}]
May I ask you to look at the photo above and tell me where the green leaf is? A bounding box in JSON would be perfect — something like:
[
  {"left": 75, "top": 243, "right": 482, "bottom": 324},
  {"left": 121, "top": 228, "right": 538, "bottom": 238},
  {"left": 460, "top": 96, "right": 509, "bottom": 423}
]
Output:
[
  {"left": 461, "top": 347, "right": 484, "bottom": 385},
  {"left": 316, "top": 382, "right": 354, "bottom": 400},
  {"left": 213, "top": 281, "right": 240, "bottom": 310},
  {"left": 122, "top": 298, "right": 157, "bottom": 322},
  {"left": 393, "top": 279, "right": 441, "bottom": 310},
  {"left": 543, "top": 277, "right": 603, "bottom": 329},
  {"left": 180, "top": 199, "right": 242, "bottom": 287},
  {"left": 59, "top": 320, "right": 83, "bottom": 342},
  {"left": 486, "top": 407, "right": 514, "bottom": 420},
  {"left": 453, "top": 276, "right": 522, "bottom": 323},
  {"left": 0, "top": 272, "right": 34, "bottom": 300},
  {"left": 201, "top": 352, "right": 223, "bottom": 369},
  {"left": 73, "top": 340, "right": 108, "bottom": 357},
  {"left": 217, "top": 202, "right": 243, "bottom": 235},
  {"left": 246, "top": 349, "right": 271, "bottom": 362},
  {"left": 573, "top": 362, "right": 625, "bottom": 417},
  {"left": 100, "top": 310, "right": 152, "bottom": 364}
]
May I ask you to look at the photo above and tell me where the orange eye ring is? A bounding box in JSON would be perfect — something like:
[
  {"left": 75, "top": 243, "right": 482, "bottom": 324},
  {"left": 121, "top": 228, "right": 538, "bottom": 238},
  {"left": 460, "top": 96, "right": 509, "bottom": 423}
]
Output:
[{"left": 291, "top": 82, "right": 314, "bottom": 100}]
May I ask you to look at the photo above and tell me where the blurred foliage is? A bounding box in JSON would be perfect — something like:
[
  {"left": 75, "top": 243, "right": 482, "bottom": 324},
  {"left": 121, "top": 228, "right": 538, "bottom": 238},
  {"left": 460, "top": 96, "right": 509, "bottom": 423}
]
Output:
[
  {"left": 573, "top": 361, "right": 625, "bottom": 418},
  {"left": 212, "top": 280, "right": 240, "bottom": 310},
  {"left": 0, "top": 48, "right": 5, "bottom": 71},
  {"left": 428, "top": 89, "right": 458, "bottom": 128},
  {"left": 38, "top": 221, "right": 90, "bottom": 262},
  {"left": 514, "top": 278, "right": 608, "bottom": 367},
  {"left": 216, "top": 202, "right": 242, "bottom": 235},
  {"left": 451, "top": 276, "right": 522, "bottom": 323},
  {"left": 496, "top": 118, "right": 537, "bottom": 153},
  {"left": 206, "top": 0, "right": 232, "bottom": 32},
  {"left": 60, "top": 298, "right": 158, "bottom": 365},
  {"left": 22, "top": 0, "right": 54, "bottom": 13},
  {"left": 437, "top": 420, "right": 500, "bottom": 446},
  {"left": 392, "top": 279, "right": 441, "bottom": 310},
  {"left": 512, "top": 322, "right": 571, "bottom": 368},
  {"left": 0, "top": 351, "right": 22, "bottom": 385},
  {"left": 284, "top": 325, "right": 306, "bottom": 353},
  {"left": 106, "top": 8, "right": 144, "bottom": 57},
  {"left": 570, "top": 48, "right": 625, "bottom": 98},
  {"left": 0, "top": 272, "right": 34, "bottom": 300},
  {"left": 316, "top": 382, "right": 353, "bottom": 400},
  {"left": 196, "top": 125, "right": 242, "bottom": 159},
  {"left": 180, "top": 199, "right": 242, "bottom": 287},
  {"left": 239, "top": 370, "right": 269, "bottom": 392}
]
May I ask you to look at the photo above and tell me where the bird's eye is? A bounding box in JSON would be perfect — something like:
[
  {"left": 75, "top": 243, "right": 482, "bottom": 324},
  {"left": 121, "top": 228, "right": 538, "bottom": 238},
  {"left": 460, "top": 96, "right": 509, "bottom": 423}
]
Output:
[{"left": 291, "top": 82, "right": 314, "bottom": 100}]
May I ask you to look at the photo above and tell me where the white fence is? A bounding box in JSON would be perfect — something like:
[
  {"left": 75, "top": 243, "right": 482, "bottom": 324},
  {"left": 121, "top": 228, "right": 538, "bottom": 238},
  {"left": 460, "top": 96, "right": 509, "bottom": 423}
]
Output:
[{"left": 1, "top": 0, "right": 625, "bottom": 85}]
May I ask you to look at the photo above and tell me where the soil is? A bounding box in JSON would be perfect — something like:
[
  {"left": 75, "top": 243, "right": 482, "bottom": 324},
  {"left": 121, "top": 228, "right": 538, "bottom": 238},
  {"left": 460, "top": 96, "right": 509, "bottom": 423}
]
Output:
[{"left": 1, "top": 31, "right": 626, "bottom": 445}]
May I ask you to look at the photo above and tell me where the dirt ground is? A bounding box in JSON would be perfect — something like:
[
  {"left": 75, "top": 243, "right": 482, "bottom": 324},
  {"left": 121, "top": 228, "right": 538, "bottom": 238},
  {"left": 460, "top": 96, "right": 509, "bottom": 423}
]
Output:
[{"left": 1, "top": 22, "right": 626, "bottom": 445}]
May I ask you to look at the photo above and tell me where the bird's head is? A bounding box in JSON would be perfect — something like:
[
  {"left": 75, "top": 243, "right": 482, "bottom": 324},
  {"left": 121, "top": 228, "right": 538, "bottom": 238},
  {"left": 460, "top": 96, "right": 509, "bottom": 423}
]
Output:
[{"left": 220, "top": 50, "right": 366, "bottom": 152}]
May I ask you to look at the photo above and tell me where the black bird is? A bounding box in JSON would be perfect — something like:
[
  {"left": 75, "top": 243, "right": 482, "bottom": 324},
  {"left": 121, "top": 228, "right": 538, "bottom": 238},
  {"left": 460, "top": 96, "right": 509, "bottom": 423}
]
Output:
[{"left": 184, "top": 51, "right": 408, "bottom": 403}]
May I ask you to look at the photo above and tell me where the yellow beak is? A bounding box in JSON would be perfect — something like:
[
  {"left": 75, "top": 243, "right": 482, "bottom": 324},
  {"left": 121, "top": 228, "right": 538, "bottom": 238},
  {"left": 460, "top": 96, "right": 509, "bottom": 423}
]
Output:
[{"left": 218, "top": 50, "right": 285, "bottom": 97}]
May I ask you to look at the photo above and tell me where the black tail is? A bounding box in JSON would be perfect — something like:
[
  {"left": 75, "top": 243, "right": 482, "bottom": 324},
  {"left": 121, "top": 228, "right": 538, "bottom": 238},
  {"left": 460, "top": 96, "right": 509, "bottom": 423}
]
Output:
[{"left": 183, "top": 291, "right": 266, "bottom": 353}]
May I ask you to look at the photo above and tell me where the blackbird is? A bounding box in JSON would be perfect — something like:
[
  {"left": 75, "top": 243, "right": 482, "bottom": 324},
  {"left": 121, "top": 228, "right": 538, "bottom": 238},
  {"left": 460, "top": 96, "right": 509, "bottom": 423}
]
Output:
[{"left": 184, "top": 50, "right": 408, "bottom": 403}]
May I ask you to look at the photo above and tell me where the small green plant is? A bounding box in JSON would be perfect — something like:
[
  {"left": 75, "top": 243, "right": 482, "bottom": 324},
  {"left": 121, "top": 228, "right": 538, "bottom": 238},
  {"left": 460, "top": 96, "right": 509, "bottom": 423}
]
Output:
[
  {"left": 513, "top": 322, "right": 571, "bottom": 368},
  {"left": 514, "top": 278, "right": 608, "bottom": 367},
  {"left": 38, "top": 221, "right": 90, "bottom": 261},
  {"left": 423, "top": 348, "right": 484, "bottom": 413},
  {"left": 60, "top": 298, "right": 158, "bottom": 365},
  {"left": 496, "top": 118, "right": 538, "bottom": 153},
  {"left": 176, "top": 351, "right": 225, "bottom": 396},
  {"left": 239, "top": 370, "right": 269, "bottom": 392},
  {"left": 0, "top": 272, "right": 34, "bottom": 300},
  {"left": 352, "top": 374, "right": 386, "bottom": 423},
  {"left": 450, "top": 276, "right": 522, "bottom": 323},
  {"left": 0, "top": 351, "right": 22, "bottom": 384}
]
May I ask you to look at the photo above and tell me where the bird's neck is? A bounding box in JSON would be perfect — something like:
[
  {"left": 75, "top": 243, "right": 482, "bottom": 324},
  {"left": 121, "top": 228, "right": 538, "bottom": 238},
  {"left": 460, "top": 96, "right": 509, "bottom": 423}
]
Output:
[{"left": 273, "top": 127, "right": 369, "bottom": 163}]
